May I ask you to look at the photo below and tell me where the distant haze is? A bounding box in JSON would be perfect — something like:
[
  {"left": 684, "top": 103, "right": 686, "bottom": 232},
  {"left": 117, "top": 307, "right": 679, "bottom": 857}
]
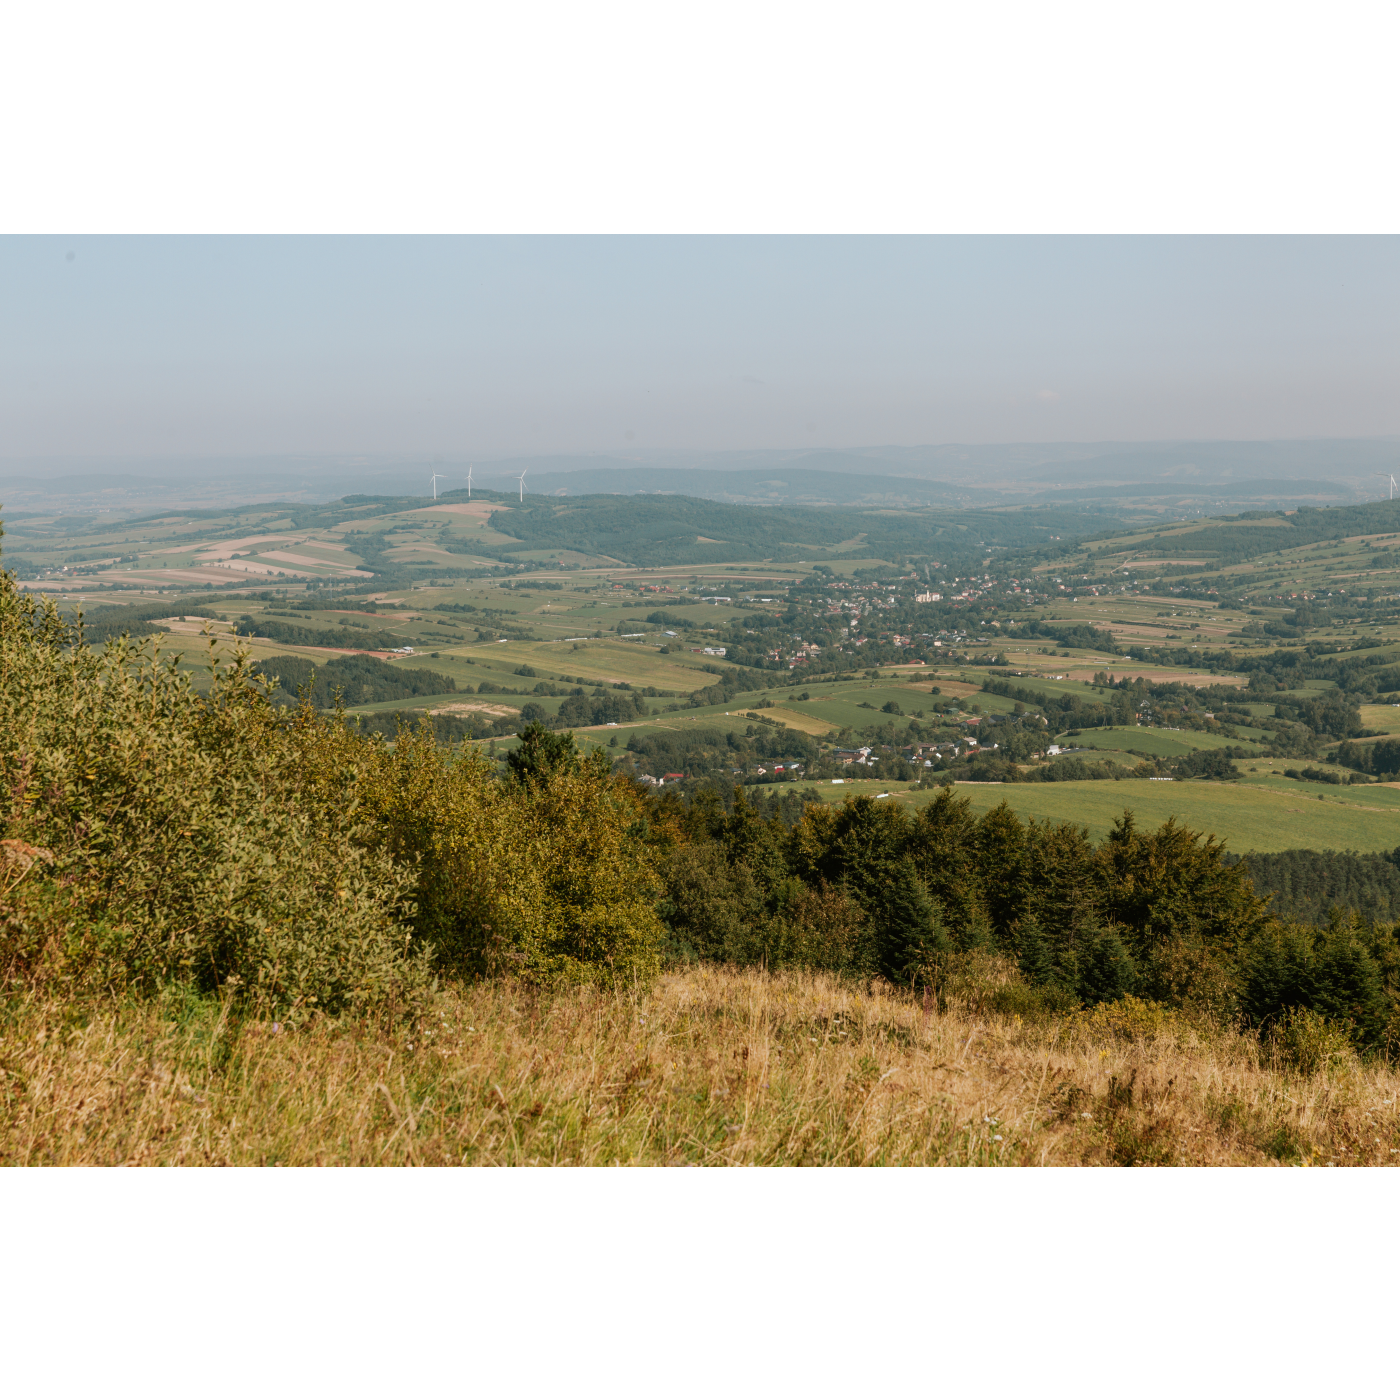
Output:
[{"left": 3, "top": 236, "right": 1399, "bottom": 464}]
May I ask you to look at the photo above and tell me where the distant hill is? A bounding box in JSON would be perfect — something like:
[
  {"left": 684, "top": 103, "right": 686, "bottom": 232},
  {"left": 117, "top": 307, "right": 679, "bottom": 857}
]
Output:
[
  {"left": 4, "top": 438, "right": 1394, "bottom": 517},
  {"left": 493, "top": 465, "right": 996, "bottom": 508}
]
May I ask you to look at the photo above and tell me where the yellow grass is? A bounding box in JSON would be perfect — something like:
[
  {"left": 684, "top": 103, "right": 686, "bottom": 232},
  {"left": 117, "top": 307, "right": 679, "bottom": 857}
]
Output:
[
  {"left": 1360, "top": 704, "right": 1400, "bottom": 735},
  {"left": 4, "top": 967, "right": 1396, "bottom": 1166},
  {"left": 751, "top": 706, "right": 836, "bottom": 736}
]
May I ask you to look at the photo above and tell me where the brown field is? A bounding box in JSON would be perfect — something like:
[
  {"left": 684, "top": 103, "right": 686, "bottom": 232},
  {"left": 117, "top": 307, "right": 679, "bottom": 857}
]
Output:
[
  {"left": 418, "top": 503, "right": 513, "bottom": 520},
  {"left": 4, "top": 966, "right": 1394, "bottom": 1166},
  {"left": 921, "top": 678, "right": 984, "bottom": 697},
  {"left": 751, "top": 706, "right": 837, "bottom": 735},
  {"left": 428, "top": 701, "right": 520, "bottom": 718},
  {"left": 1061, "top": 668, "right": 1246, "bottom": 687}
]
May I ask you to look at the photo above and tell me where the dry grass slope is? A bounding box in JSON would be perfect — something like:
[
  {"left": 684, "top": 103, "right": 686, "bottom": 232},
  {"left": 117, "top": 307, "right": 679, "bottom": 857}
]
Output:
[{"left": 4, "top": 966, "right": 1397, "bottom": 1166}]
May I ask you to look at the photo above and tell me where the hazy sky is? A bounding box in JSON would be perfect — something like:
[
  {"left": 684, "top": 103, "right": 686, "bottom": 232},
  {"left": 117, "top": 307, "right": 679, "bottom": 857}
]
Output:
[{"left": 3, "top": 236, "right": 1398, "bottom": 460}]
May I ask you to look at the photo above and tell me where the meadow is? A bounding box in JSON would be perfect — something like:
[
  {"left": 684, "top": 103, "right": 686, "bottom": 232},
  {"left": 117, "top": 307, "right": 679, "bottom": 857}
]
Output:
[
  {"left": 1064, "top": 726, "right": 1266, "bottom": 758},
  {"left": 6, "top": 965, "right": 1393, "bottom": 1166},
  {"left": 798, "top": 776, "right": 1400, "bottom": 852}
]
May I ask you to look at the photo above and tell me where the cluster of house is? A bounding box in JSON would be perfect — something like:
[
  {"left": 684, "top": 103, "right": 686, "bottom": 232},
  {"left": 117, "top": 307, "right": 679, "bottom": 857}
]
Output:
[
  {"left": 832, "top": 738, "right": 998, "bottom": 768},
  {"left": 764, "top": 641, "right": 823, "bottom": 667},
  {"left": 634, "top": 763, "right": 805, "bottom": 786}
]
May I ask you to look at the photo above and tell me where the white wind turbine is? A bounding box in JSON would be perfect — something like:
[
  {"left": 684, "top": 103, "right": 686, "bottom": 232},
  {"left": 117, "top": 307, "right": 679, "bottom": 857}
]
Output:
[
  {"left": 515, "top": 468, "right": 527, "bottom": 502},
  {"left": 1378, "top": 472, "right": 1398, "bottom": 500},
  {"left": 430, "top": 473, "right": 446, "bottom": 500},
  {"left": 466, "top": 466, "right": 473, "bottom": 499}
]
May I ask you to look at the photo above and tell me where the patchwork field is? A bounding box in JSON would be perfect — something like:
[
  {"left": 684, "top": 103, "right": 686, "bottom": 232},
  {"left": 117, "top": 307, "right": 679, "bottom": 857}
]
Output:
[{"left": 19, "top": 485, "right": 1400, "bottom": 869}]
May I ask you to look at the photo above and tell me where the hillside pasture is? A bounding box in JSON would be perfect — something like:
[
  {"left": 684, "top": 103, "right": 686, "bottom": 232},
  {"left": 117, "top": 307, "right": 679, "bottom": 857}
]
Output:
[
  {"left": 1064, "top": 726, "right": 1265, "bottom": 759},
  {"left": 890, "top": 778, "right": 1400, "bottom": 852}
]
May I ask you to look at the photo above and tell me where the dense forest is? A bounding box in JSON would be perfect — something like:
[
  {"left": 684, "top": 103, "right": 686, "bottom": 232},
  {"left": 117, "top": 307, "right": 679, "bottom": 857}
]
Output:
[
  {"left": 1231, "top": 849, "right": 1400, "bottom": 926},
  {"left": 482, "top": 493, "right": 1129, "bottom": 572}
]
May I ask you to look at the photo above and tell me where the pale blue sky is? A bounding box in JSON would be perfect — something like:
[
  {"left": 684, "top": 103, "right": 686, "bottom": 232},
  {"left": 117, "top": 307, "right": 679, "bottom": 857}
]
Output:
[{"left": 3, "top": 236, "right": 1397, "bottom": 460}]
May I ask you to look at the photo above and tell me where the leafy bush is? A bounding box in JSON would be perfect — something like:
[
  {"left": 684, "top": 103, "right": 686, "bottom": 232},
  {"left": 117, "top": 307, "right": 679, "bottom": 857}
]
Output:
[
  {"left": 358, "top": 724, "right": 664, "bottom": 985},
  {"left": 1070, "top": 994, "right": 1180, "bottom": 1044},
  {"left": 0, "top": 582, "right": 427, "bottom": 1017},
  {"left": 1266, "top": 1006, "right": 1359, "bottom": 1077}
]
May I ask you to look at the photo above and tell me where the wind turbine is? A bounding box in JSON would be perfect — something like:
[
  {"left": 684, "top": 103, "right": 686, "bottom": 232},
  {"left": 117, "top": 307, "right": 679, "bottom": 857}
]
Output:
[
  {"left": 1378, "top": 473, "right": 1398, "bottom": 500},
  {"left": 430, "top": 473, "right": 445, "bottom": 500},
  {"left": 466, "top": 466, "right": 473, "bottom": 499},
  {"left": 515, "top": 468, "right": 527, "bottom": 502}
]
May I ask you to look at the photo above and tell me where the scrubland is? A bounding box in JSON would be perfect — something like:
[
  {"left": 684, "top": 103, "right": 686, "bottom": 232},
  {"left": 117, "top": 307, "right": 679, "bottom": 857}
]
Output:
[{"left": 5, "top": 964, "right": 1396, "bottom": 1167}]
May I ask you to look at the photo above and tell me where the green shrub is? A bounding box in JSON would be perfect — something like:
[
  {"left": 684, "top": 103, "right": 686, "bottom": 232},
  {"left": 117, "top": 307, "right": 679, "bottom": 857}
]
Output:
[
  {"left": 358, "top": 724, "right": 664, "bottom": 985},
  {"left": 1267, "top": 1007, "right": 1359, "bottom": 1077},
  {"left": 0, "top": 578, "right": 427, "bottom": 1017},
  {"left": 1074, "top": 925, "right": 1139, "bottom": 1005},
  {"left": 1071, "top": 994, "right": 1181, "bottom": 1044},
  {"left": 659, "top": 846, "right": 870, "bottom": 974}
]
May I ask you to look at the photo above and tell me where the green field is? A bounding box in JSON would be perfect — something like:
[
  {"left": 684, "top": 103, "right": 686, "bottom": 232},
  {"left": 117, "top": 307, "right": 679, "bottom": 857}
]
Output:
[
  {"left": 823, "top": 778, "right": 1400, "bottom": 853},
  {"left": 1063, "top": 725, "right": 1265, "bottom": 758},
  {"left": 1360, "top": 704, "right": 1400, "bottom": 734}
]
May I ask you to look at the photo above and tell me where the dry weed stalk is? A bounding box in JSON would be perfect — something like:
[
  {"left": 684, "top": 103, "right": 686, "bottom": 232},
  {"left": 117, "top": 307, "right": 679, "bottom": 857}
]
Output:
[{"left": 3, "top": 967, "right": 1398, "bottom": 1166}]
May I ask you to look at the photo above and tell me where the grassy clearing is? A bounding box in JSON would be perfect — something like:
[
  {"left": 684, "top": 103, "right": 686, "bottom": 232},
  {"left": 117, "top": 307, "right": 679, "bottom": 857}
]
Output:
[
  {"left": 1066, "top": 726, "right": 1264, "bottom": 758},
  {"left": 1361, "top": 705, "right": 1400, "bottom": 735},
  {"left": 841, "top": 779, "right": 1400, "bottom": 851},
  {"left": 5, "top": 966, "right": 1394, "bottom": 1166}
]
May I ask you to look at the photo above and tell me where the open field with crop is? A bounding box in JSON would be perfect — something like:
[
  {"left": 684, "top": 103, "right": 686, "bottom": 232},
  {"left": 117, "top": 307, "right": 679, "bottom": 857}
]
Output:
[{"left": 5, "top": 966, "right": 1394, "bottom": 1166}]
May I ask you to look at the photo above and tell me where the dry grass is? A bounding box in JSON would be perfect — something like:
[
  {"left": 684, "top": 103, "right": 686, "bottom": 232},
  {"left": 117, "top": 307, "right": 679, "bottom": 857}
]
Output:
[{"left": 4, "top": 967, "right": 1399, "bottom": 1166}]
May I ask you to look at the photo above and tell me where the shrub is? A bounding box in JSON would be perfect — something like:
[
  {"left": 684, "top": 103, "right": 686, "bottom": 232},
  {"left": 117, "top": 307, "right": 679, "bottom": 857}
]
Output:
[
  {"left": 0, "top": 583, "right": 427, "bottom": 1017},
  {"left": 1073, "top": 925, "right": 1139, "bottom": 1004},
  {"left": 1266, "top": 1007, "right": 1359, "bottom": 1078},
  {"left": 1070, "top": 994, "right": 1180, "bottom": 1044},
  {"left": 358, "top": 724, "right": 664, "bottom": 985},
  {"left": 936, "top": 951, "right": 1076, "bottom": 1018}
]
